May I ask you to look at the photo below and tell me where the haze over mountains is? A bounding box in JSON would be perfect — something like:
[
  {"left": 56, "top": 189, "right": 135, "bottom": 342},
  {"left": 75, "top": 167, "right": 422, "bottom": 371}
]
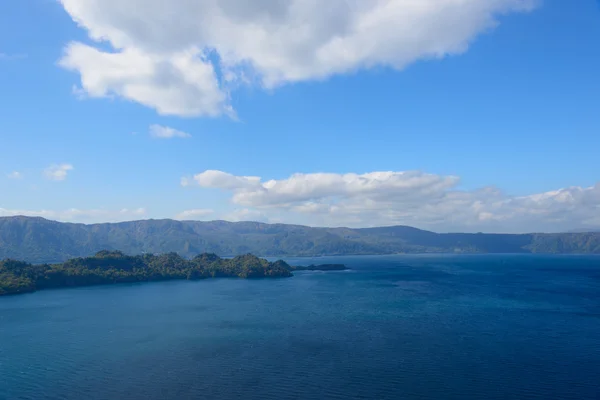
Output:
[{"left": 1, "top": 216, "right": 600, "bottom": 263}]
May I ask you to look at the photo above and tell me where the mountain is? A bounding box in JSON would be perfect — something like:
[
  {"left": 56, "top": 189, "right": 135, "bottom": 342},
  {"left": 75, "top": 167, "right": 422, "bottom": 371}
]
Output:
[
  {"left": 568, "top": 228, "right": 600, "bottom": 233},
  {"left": 1, "top": 216, "right": 600, "bottom": 263}
]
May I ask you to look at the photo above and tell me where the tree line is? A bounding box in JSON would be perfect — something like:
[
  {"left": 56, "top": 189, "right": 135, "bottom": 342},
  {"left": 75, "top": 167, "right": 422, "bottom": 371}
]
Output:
[{"left": 0, "top": 250, "right": 293, "bottom": 296}]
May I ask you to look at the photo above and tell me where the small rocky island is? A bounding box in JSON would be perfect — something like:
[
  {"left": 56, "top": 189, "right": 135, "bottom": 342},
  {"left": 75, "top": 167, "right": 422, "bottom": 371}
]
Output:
[
  {"left": 0, "top": 251, "right": 347, "bottom": 296},
  {"left": 291, "top": 264, "right": 348, "bottom": 271}
]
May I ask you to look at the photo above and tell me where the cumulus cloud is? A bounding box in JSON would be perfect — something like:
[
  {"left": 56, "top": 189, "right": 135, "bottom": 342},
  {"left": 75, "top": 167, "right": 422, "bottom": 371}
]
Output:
[
  {"left": 43, "top": 164, "right": 74, "bottom": 181},
  {"left": 6, "top": 171, "right": 23, "bottom": 179},
  {"left": 174, "top": 208, "right": 214, "bottom": 220},
  {"left": 191, "top": 170, "right": 459, "bottom": 207},
  {"left": 0, "top": 207, "right": 147, "bottom": 223},
  {"left": 58, "top": 0, "right": 537, "bottom": 117},
  {"left": 184, "top": 169, "right": 600, "bottom": 233},
  {"left": 149, "top": 124, "right": 191, "bottom": 139},
  {"left": 59, "top": 43, "right": 229, "bottom": 117},
  {"left": 193, "top": 170, "right": 263, "bottom": 191}
]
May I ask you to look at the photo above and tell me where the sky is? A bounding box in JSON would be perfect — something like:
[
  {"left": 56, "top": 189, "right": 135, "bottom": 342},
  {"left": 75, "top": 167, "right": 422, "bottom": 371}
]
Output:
[{"left": 0, "top": 0, "right": 599, "bottom": 233}]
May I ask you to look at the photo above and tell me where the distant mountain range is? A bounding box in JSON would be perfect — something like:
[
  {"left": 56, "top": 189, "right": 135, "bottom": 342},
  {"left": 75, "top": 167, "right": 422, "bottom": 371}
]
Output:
[
  {"left": 1, "top": 216, "right": 600, "bottom": 263},
  {"left": 568, "top": 228, "right": 600, "bottom": 233}
]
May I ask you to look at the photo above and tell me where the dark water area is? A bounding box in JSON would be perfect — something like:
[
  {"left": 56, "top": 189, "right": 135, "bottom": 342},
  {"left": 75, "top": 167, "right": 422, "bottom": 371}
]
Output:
[{"left": 1, "top": 254, "right": 599, "bottom": 399}]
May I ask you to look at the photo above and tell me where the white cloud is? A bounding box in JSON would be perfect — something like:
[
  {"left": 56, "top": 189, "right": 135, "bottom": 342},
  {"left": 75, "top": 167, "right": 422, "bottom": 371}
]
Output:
[
  {"left": 149, "top": 124, "right": 191, "bottom": 139},
  {"left": 0, "top": 207, "right": 147, "bottom": 223},
  {"left": 59, "top": 43, "right": 230, "bottom": 117},
  {"left": 174, "top": 208, "right": 214, "bottom": 220},
  {"left": 58, "top": 0, "right": 538, "bottom": 117},
  {"left": 184, "top": 169, "right": 600, "bottom": 233},
  {"left": 190, "top": 170, "right": 459, "bottom": 207},
  {"left": 180, "top": 176, "right": 191, "bottom": 187},
  {"left": 43, "top": 164, "right": 74, "bottom": 181},
  {"left": 6, "top": 171, "right": 23, "bottom": 179},
  {"left": 192, "top": 170, "right": 263, "bottom": 191}
]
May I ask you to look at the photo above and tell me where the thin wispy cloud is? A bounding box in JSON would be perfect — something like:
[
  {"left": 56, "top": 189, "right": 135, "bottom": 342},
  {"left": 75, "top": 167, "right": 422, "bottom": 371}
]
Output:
[
  {"left": 174, "top": 209, "right": 214, "bottom": 220},
  {"left": 6, "top": 171, "right": 23, "bottom": 179},
  {"left": 149, "top": 124, "right": 191, "bottom": 139},
  {"left": 43, "top": 164, "right": 74, "bottom": 181}
]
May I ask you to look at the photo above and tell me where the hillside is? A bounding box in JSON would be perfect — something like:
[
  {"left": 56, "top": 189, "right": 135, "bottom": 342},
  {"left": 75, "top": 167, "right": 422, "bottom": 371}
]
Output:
[
  {"left": 1, "top": 216, "right": 600, "bottom": 263},
  {"left": 0, "top": 251, "right": 293, "bottom": 296}
]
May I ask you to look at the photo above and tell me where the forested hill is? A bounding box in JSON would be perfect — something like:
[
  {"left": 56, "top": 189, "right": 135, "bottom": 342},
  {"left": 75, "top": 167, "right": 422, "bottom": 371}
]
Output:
[
  {"left": 1, "top": 216, "right": 600, "bottom": 263},
  {"left": 0, "top": 251, "right": 294, "bottom": 296}
]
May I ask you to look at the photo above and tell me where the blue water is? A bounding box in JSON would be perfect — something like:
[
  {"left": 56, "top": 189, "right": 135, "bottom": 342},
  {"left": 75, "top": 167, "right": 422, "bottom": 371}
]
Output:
[{"left": 1, "top": 254, "right": 599, "bottom": 399}]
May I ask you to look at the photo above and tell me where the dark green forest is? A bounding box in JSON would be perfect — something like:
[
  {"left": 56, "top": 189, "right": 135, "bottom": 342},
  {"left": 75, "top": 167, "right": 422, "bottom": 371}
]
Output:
[
  {"left": 293, "top": 264, "right": 347, "bottom": 271},
  {"left": 0, "top": 251, "right": 295, "bottom": 296}
]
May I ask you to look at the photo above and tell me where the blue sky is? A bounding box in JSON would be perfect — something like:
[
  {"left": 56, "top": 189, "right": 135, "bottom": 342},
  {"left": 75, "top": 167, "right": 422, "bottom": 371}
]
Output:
[{"left": 1, "top": 0, "right": 599, "bottom": 232}]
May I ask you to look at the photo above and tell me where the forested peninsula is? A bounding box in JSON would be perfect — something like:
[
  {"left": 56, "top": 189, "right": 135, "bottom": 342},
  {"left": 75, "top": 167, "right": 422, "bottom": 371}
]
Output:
[{"left": 0, "top": 251, "right": 345, "bottom": 296}]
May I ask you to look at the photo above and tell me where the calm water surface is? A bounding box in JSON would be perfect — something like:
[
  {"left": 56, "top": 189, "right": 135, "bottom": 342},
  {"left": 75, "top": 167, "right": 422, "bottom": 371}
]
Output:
[{"left": 1, "top": 254, "right": 599, "bottom": 399}]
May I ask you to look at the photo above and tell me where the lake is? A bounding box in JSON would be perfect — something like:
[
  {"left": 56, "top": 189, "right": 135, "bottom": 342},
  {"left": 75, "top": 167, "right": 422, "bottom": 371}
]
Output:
[{"left": 1, "top": 254, "right": 599, "bottom": 399}]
